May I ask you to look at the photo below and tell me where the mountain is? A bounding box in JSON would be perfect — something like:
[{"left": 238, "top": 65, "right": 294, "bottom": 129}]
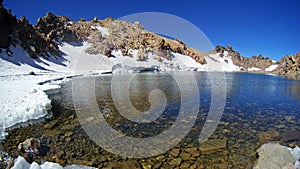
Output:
[{"left": 0, "top": 2, "right": 299, "bottom": 79}]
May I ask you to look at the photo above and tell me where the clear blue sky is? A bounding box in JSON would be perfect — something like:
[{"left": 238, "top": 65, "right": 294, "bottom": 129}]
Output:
[{"left": 3, "top": 0, "right": 300, "bottom": 60}]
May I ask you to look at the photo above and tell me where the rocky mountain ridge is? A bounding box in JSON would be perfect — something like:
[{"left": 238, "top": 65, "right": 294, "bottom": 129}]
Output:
[
  {"left": 0, "top": 1, "right": 299, "bottom": 79},
  {"left": 212, "top": 45, "right": 300, "bottom": 79}
]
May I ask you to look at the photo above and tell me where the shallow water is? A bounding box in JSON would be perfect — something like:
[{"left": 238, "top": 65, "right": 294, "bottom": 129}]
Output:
[{"left": 3, "top": 72, "right": 300, "bottom": 168}]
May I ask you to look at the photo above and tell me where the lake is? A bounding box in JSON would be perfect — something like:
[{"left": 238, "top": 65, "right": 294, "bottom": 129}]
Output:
[{"left": 3, "top": 72, "right": 300, "bottom": 168}]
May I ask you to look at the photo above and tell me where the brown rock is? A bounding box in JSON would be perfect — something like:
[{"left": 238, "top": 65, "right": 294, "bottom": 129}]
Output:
[
  {"left": 185, "top": 147, "right": 200, "bottom": 158},
  {"left": 281, "top": 129, "right": 300, "bottom": 142},
  {"left": 258, "top": 130, "right": 280, "bottom": 143},
  {"left": 18, "top": 138, "right": 41, "bottom": 154},
  {"left": 199, "top": 139, "right": 227, "bottom": 154},
  {"left": 169, "top": 148, "right": 180, "bottom": 157}
]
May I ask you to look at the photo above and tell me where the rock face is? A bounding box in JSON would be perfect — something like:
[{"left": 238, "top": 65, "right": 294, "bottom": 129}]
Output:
[
  {"left": 214, "top": 45, "right": 300, "bottom": 79},
  {"left": 214, "top": 45, "right": 274, "bottom": 70},
  {"left": 254, "top": 143, "right": 295, "bottom": 169},
  {"left": 273, "top": 52, "right": 300, "bottom": 79}
]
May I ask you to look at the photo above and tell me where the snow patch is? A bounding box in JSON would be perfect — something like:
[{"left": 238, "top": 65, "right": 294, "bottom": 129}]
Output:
[
  {"left": 204, "top": 53, "right": 241, "bottom": 72},
  {"left": 248, "top": 67, "right": 261, "bottom": 71},
  {"left": 265, "top": 64, "right": 278, "bottom": 72},
  {"left": 94, "top": 26, "right": 109, "bottom": 36}
]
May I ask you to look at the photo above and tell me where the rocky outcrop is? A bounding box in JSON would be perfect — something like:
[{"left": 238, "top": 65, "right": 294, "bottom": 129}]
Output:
[
  {"left": 214, "top": 45, "right": 273, "bottom": 70},
  {"left": 214, "top": 45, "right": 300, "bottom": 79},
  {"left": 115, "top": 32, "right": 207, "bottom": 64},
  {"left": 0, "top": 2, "right": 60, "bottom": 58},
  {"left": 273, "top": 52, "right": 300, "bottom": 79}
]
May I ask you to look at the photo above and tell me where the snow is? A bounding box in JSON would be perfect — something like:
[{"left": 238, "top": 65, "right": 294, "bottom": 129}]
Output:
[
  {"left": 90, "top": 26, "right": 109, "bottom": 36},
  {"left": 11, "top": 156, "right": 96, "bottom": 169},
  {"left": 265, "top": 64, "right": 278, "bottom": 72},
  {"left": 248, "top": 67, "right": 261, "bottom": 71},
  {"left": 204, "top": 53, "right": 241, "bottom": 71}
]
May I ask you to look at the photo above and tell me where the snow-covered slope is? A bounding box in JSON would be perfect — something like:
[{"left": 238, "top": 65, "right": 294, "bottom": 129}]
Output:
[{"left": 204, "top": 52, "right": 241, "bottom": 71}]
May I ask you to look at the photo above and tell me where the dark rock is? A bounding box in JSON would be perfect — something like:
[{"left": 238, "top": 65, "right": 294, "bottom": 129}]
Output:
[
  {"left": 281, "top": 129, "right": 300, "bottom": 142},
  {"left": 28, "top": 71, "right": 35, "bottom": 75}
]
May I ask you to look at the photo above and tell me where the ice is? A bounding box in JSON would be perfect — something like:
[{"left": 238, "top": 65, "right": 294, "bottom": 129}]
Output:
[{"left": 11, "top": 156, "right": 96, "bottom": 169}]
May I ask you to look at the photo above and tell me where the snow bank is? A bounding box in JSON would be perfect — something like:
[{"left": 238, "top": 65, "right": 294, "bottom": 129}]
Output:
[
  {"left": 11, "top": 156, "right": 96, "bottom": 169},
  {"left": 265, "top": 65, "right": 278, "bottom": 72},
  {"left": 248, "top": 67, "right": 261, "bottom": 71}
]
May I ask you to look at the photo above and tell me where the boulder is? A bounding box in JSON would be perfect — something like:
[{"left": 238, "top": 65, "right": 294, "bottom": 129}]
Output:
[{"left": 254, "top": 143, "right": 295, "bottom": 169}]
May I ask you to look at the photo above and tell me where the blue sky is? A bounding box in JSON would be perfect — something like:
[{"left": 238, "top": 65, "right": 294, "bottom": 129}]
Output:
[{"left": 3, "top": 0, "right": 300, "bottom": 60}]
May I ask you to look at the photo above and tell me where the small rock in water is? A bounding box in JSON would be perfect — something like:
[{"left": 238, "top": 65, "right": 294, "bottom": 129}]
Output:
[
  {"left": 258, "top": 130, "right": 279, "bottom": 143},
  {"left": 169, "top": 148, "right": 180, "bottom": 157},
  {"left": 284, "top": 116, "right": 295, "bottom": 122},
  {"left": 281, "top": 129, "right": 300, "bottom": 142},
  {"left": 199, "top": 139, "right": 227, "bottom": 154},
  {"left": 253, "top": 143, "right": 295, "bottom": 169}
]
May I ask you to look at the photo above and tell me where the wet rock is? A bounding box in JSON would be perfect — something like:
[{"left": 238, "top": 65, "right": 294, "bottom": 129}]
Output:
[
  {"left": 169, "top": 157, "right": 182, "bottom": 166},
  {"left": 284, "top": 116, "right": 295, "bottom": 122},
  {"left": 169, "top": 148, "right": 180, "bottom": 157},
  {"left": 102, "top": 160, "right": 141, "bottom": 169},
  {"left": 254, "top": 143, "right": 295, "bottom": 169},
  {"left": 18, "top": 138, "right": 40, "bottom": 154},
  {"left": 180, "top": 152, "right": 191, "bottom": 160},
  {"left": 281, "top": 129, "right": 300, "bottom": 142},
  {"left": 199, "top": 139, "right": 227, "bottom": 154},
  {"left": 185, "top": 147, "right": 199, "bottom": 158},
  {"left": 258, "top": 130, "right": 280, "bottom": 143}
]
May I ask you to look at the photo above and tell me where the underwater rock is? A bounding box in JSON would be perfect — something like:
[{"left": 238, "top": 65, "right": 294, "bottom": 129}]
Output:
[
  {"left": 199, "top": 139, "right": 227, "bottom": 154},
  {"left": 258, "top": 130, "right": 280, "bottom": 143},
  {"left": 281, "top": 129, "right": 300, "bottom": 142}
]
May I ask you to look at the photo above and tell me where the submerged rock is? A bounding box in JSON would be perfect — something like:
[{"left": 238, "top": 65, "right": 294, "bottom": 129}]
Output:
[
  {"left": 199, "top": 139, "right": 227, "bottom": 154},
  {"left": 258, "top": 130, "right": 280, "bottom": 143},
  {"left": 254, "top": 143, "right": 295, "bottom": 169}
]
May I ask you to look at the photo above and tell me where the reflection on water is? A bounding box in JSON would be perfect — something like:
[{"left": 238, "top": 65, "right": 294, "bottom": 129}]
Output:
[{"left": 3, "top": 72, "right": 300, "bottom": 168}]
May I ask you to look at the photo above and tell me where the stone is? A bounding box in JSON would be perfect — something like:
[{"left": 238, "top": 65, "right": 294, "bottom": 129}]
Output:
[
  {"left": 169, "top": 157, "right": 182, "bottom": 166},
  {"left": 18, "top": 138, "right": 41, "bottom": 154},
  {"left": 180, "top": 152, "right": 191, "bottom": 160},
  {"left": 169, "top": 148, "right": 180, "bottom": 157},
  {"left": 284, "top": 116, "right": 294, "bottom": 122},
  {"left": 102, "top": 160, "right": 141, "bottom": 169},
  {"left": 185, "top": 147, "right": 200, "bottom": 158},
  {"left": 281, "top": 129, "right": 300, "bottom": 142},
  {"left": 253, "top": 143, "right": 295, "bottom": 169},
  {"left": 199, "top": 139, "right": 227, "bottom": 154},
  {"left": 258, "top": 130, "right": 279, "bottom": 143}
]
